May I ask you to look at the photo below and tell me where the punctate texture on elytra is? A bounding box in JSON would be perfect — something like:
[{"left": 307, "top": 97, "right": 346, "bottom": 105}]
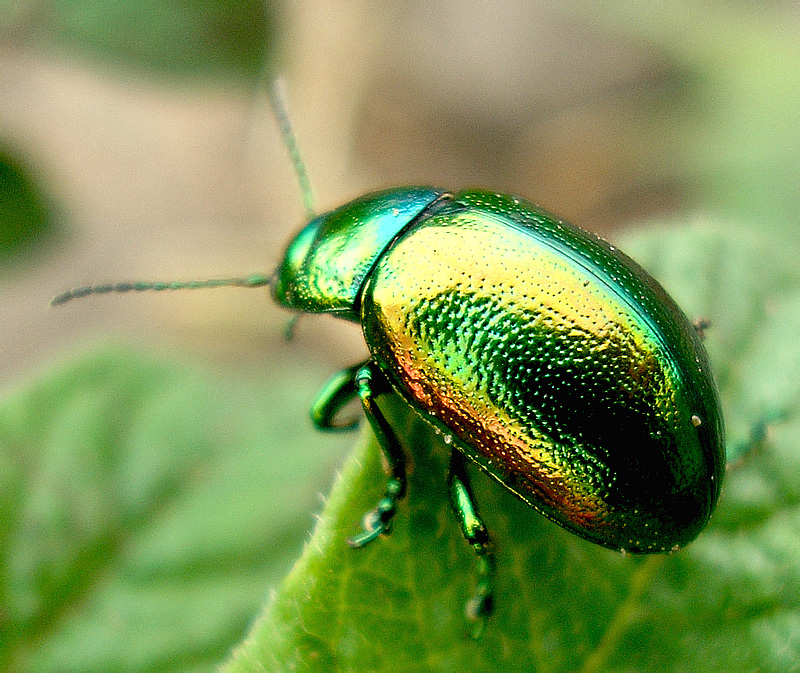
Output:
[{"left": 274, "top": 188, "right": 725, "bottom": 554}]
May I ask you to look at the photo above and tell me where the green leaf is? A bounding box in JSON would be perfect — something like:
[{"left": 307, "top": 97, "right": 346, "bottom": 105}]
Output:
[
  {"left": 0, "top": 151, "right": 53, "bottom": 261},
  {"left": 0, "top": 344, "right": 348, "bottom": 670},
  {"left": 227, "top": 221, "right": 800, "bottom": 670}
]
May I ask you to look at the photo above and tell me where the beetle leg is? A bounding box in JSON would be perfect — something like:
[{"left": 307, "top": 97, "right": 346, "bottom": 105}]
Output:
[
  {"left": 448, "top": 450, "right": 495, "bottom": 636},
  {"left": 310, "top": 362, "right": 366, "bottom": 431},
  {"left": 692, "top": 316, "right": 711, "bottom": 340},
  {"left": 347, "top": 361, "right": 407, "bottom": 547},
  {"left": 283, "top": 313, "right": 301, "bottom": 341}
]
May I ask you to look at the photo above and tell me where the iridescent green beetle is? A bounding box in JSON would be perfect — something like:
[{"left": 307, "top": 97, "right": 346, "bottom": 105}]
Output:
[
  {"left": 271, "top": 186, "right": 724, "bottom": 617},
  {"left": 53, "top": 85, "right": 725, "bottom": 629}
]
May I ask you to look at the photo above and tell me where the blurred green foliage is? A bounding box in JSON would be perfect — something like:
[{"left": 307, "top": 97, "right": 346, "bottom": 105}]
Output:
[
  {"left": 0, "top": 345, "right": 349, "bottom": 670},
  {"left": 582, "top": 1, "right": 800, "bottom": 236},
  {"left": 3, "top": 0, "right": 276, "bottom": 82},
  {"left": 0, "top": 152, "right": 52, "bottom": 261}
]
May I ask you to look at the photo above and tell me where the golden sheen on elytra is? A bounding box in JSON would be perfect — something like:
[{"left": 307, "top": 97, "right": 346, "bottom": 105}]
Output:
[{"left": 275, "top": 187, "right": 724, "bottom": 557}]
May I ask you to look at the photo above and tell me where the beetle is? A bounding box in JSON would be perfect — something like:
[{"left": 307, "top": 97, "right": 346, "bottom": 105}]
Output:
[{"left": 52, "top": 85, "right": 725, "bottom": 631}]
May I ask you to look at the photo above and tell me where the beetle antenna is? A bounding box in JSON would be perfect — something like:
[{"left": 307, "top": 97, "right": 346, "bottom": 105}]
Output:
[
  {"left": 52, "top": 80, "right": 310, "bottom": 311},
  {"left": 50, "top": 274, "right": 272, "bottom": 307},
  {"left": 267, "top": 78, "right": 315, "bottom": 219}
]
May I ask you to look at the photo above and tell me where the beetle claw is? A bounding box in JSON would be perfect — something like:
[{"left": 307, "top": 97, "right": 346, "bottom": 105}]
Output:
[
  {"left": 463, "top": 546, "right": 494, "bottom": 638},
  {"left": 347, "top": 514, "right": 385, "bottom": 547},
  {"left": 347, "top": 488, "right": 399, "bottom": 548},
  {"left": 465, "top": 594, "right": 492, "bottom": 640},
  {"left": 693, "top": 316, "right": 711, "bottom": 339}
]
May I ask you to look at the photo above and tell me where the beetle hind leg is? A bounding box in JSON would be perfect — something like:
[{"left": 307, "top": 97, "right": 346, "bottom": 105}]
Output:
[
  {"left": 692, "top": 316, "right": 711, "bottom": 340},
  {"left": 448, "top": 451, "right": 495, "bottom": 637},
  {"left": 346, "top": 361, "right": 408, "bottom": 547}
]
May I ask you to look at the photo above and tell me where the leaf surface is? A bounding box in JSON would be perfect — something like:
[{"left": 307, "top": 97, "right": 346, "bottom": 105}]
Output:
[
  {"left": 0, "top": 345, "right": 348, "bottom": 671},
  {"left": 227, "top": 222, "right": 800, "bottom": 671}
]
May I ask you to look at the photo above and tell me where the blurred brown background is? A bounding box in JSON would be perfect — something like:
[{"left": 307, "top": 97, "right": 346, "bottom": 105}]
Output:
[{"left": 1, "top": 0, "right": 798, "bottom": 386}]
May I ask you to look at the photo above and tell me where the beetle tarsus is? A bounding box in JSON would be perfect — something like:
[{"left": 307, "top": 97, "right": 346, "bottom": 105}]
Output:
[
  {"left": 347, "top": 479, "right": 402, "bottom": 547},
  {"left": 314, "top": 361, "right": 408, "bottom": 548},
  {"left": 692, "top": 316, "right": 712, "bottom": 339},
  {"left": 448, "top": 451, "right": 496, "bottom": 636},
  {"left": 347, "top": 513, "right": 384, "bottom": 547},
  {"left": 464, "top": 549, "right": 495, "bottom": 638}
]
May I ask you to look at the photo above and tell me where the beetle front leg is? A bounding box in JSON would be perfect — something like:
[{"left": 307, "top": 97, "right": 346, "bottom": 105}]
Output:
[
  {"left": 310, "top": 362, "right": 366, "bottom": 431},
  {"left": 348, "top": 361, "right": 408, "bottom": 547},
  {"left": 448, "top": 450, "right": 495, "bottom": 637}
]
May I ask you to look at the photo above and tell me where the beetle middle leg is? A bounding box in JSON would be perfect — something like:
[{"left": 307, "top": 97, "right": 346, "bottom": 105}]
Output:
[
  {"left": 312, "top": 360, "right": 408, "bottom": 547},
  {"left": 448, "top": 451, "right": 495, "bottom": 636}
]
